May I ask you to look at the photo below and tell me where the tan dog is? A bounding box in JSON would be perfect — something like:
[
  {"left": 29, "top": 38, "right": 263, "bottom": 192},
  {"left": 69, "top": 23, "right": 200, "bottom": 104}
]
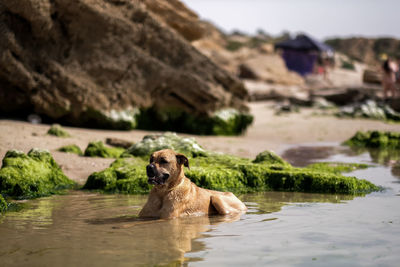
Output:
[{"left": 139, "top": 149, "right": 247, "bottom": 219}]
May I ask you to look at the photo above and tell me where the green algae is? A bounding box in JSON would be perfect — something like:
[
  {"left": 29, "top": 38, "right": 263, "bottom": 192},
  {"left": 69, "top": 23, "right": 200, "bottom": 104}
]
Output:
[
  {"left": 83, "top": 157, "right": 151, "bottom": 194},
  {"left": 84, "top": 141, "right": 125, "bottom": 158},
  {"left": 347, "top": 145, "right": 400, "bottom": 166},
  {"left": 58, "top": 144, "right": 83, "bottom": 156},
  {"left": 252, "top": 150, "right": 290, "bottom": 166},
  {"left": 84, "top": 134, "right": 379, "bottom": 195},
  {"left": 0, "top": 149, "right": 75, "bottom": 199},
  {"left": 135, "top": 107, "right": 253, "bottom": 136},
  {"left": 84, "top": 155, "right": 378, "bottom": 194},
  {"left": 211, "top": 109, "right": 254, "bottom": 136},
  {"left": 0, "top": 195, "right": 7, "bottom": 213},
  {"left": 122, "top": 132, "right": 206, "bottom": 157},
  {"left": 47, "top": 124, "right": 71, "bottom": 137},
  {"left": 344, "top": 130, "right": 400, "bottom": 149},
  {"left": 73, "top": 106, "right": 253, "bottom": 135},
  {"left": 305, "top": 162, "right": 370, "bottom": 174}
]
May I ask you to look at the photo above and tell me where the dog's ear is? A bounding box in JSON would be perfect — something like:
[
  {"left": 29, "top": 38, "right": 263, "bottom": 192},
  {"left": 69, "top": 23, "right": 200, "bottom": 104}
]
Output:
[{"left": 176, "top": 153, "right": 190, "bottom": 169}]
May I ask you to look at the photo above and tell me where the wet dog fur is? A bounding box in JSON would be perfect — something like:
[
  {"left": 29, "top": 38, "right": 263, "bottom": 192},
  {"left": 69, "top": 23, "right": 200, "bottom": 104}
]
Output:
[{"left": 139, "top": 149, "right": 247, "bottom": 219}]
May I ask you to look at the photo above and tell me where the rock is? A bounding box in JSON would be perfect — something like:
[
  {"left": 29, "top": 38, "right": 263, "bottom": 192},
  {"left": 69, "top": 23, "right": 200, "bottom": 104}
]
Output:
[
  {"left": 58, "top": 144, "right": 83, "bottom": 155},
  {"left": 0, "top": 149, "right": 75, "bottom": 198},
  {"left": 337, "top": 100, "right": 400, "bottom": 121},
  {"left": 274, "top": 101, "right": 300, "bottom": 115},
  {"left": 384, "top": 105, "right": 400, "bottom": 120},
  {"left": 344, "top": 130, "right": 400, "bottom": 149},
  {"left": 123, "top": 132, "right": 205, "bottom": 157},
  {"left": 106, "top": 138, "right": 134, "bottom": 149},
  {"left": 363, "top": 69, "right": 382, "bottom": 84},
  {"left": 27, "top": 114, "right": 42, "bottom": 124},
  {"left": 143, "top": 0, "right": 205, "bottom": 41},
  {"left": 47, "top": 124, "right": 71, "bottom": 137},
  {"left": 84, "top": 141, "right": 125, "bottom": 158},
  {"left": 252, "top": 151, "right": 289, "bottom": 166},
  {"left": 325, "top": 37, "right": 400, "bottom": 66},
  {"left": 84, "top": 135, "right": 379, "bottom": 195},
  {"left": 306, "top": 162, "right": 369, "bottom": 174},
  {"left": 135, "top": 106, "right": 253, "bottom": 135},
  {"left": 312, "top": 97, "right": 336, "bottom": 109},
  {"left": 0, "top": 0, "right": 250, "bottom": 134},
  {"left": 244, "top": 80, "right": 308, "bottom": 102},
  {"left": 311, "top": 88, "right": 366, "bottom": 106},
  {"left": 238, "top": 55, "right": 304, "bottom": 85}
]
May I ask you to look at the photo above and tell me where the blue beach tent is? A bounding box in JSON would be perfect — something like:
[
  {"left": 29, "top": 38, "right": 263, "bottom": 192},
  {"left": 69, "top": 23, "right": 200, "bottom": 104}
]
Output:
[{"left": 275, "top": 34, "right": 334, "bottom": 76}]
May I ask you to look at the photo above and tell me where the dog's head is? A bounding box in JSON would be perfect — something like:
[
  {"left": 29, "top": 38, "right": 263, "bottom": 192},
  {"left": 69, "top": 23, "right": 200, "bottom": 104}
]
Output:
[{"left": 146, "top": 149, "right": 189, "bottom": 185}]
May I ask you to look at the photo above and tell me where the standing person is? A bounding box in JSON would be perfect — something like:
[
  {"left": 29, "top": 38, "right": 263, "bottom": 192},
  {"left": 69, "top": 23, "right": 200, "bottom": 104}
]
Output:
[
  {"left": 396, "top": 58, "right": 400, "bottom": 88},
  {"left": 382, "top": 58, "right": 398, "bottom": 100}
]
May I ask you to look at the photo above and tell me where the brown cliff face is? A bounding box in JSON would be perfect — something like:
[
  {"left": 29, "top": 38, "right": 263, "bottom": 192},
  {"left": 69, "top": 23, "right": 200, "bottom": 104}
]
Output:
[
  {"left": 0, "top": 0, "right": 250, "bottom": 133},
  {"left": 325, "top": 37, "right": 400, "bottom": 66}
]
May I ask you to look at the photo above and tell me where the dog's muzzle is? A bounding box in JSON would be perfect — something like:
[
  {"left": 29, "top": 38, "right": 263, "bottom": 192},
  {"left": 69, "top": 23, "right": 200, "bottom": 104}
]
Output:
[
  {"left": 146, "top": 164, "right": 156, "bottom": 177},
  {"left": 146, "top": 164, "right": 169, "bottom": 185}
]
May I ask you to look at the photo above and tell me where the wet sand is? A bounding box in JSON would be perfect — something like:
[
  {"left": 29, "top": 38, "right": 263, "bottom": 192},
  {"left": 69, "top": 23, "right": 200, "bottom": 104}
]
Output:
[{"left": 1, "top": 101, "right": 400, "bottom": 184}]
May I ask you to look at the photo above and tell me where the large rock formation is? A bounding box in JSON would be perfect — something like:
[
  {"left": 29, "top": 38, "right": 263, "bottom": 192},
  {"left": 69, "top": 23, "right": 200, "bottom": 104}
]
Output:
[
  {"left": 325, "top": 37, "right": 400, "bottom": 66},
  {"left": 193, "top": 29, "right": 305, "bottom": 86},
  {"left": 238, "top": 54, "right": 304, "bottom": 85},
  {"left": 0, "top": 0, "right": 251, "bottom": 134}
]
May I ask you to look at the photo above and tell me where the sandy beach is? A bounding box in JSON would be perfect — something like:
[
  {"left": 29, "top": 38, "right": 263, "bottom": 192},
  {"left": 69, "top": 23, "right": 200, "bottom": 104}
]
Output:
[{"left": 1, "top": 101, "right": 400, "bottom": 184}]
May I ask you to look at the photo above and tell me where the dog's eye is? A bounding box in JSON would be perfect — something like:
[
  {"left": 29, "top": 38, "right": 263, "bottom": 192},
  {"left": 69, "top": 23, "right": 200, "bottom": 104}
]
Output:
[{"left": 160, "top": 159, "right": 168, "bottom": 164}]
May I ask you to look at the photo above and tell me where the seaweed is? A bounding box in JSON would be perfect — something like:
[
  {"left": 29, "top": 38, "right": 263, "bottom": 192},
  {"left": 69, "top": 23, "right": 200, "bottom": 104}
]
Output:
[
  {"left": 252, "top": 150, "right": 290, "bottom": 166},
  {"left": 135, "top": 107, "right": 253, "bottom": 136},
  {"left": 58, "top": 144, "right": 83, "bottom": 156},
  {"left": 0, "top": 149, "right": 75, "bottom": 199},
  {"left": 122, "top": 132, "right": 206, "bottom": 157},
  {"left": 84, "top": 141, "right": 125, "bottom": 158},
  {"left": 47, "top": 124, "right": 71, "bottom": 137},
  {"left": 84, "top": 134, "right": 379, "bottom": 195},
  {"left": 305, "top": 162, "right": 370, "bottom": 174},
  {"left": 0, "top": 195, "right": 7, "bottom": 213},
  {"left": 344, "top": 130, "right": 400, "bottom": 149}
]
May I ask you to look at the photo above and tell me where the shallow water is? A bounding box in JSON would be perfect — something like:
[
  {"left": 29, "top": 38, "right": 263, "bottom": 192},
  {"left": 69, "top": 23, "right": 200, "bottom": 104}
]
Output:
[{"left": 1, "top": 145, "right": 400, "bottom": 266}]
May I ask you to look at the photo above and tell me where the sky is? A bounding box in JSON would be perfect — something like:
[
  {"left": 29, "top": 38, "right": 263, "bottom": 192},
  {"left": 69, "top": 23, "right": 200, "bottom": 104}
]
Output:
[{"left": 181, "top": 0, "right": 400, "bottom": 40}]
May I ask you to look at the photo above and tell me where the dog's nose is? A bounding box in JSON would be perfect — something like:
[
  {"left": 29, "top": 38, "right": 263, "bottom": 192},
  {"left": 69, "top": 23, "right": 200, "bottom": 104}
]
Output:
[{"left": 146, "top": 164, "right": 156, "bottom": 177}]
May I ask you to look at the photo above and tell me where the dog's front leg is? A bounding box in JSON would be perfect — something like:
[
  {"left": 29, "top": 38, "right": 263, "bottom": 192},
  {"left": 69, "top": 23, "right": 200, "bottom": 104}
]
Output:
[
  {"left": 159, "top": 202, "right": 181, "bottom": 219},
  {"left": 139, "top": 194, "right": 162, "bottom": 218}
]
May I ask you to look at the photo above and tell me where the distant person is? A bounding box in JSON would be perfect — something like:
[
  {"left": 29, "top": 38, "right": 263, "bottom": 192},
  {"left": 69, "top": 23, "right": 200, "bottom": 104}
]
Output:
[
  {"left": 315, "top": 55, "right": 331, "bottom": 81},
  {"left": 382, "top": 58, "right": 398, "bottom": 100},
  {"left": 396, "top": 58, "right": 400, "bottom": 87}
]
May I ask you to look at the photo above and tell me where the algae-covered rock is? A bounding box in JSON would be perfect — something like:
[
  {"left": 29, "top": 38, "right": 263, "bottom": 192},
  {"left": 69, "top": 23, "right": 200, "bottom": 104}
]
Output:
[
  {"left": 253, "top": 150, "right": 289, "bottom": 166},
  {"left": 0, "top": 149, "right": 75, "bottom": 199},
  {"left": 210, "top": 109, "right": 254, "bottom": 135},
  {"left": 347, "top": 145, "right": 400, "bottom": 166},
  {"left": 0, "top": 195, "right": 7, "bottom": 213},
  {"left": 84, "top": 141, "right": 125, "bottom": 158},
  {"left": 83, "top": 158, "right": 151, "bottom": 194},
  {"left": 136, "top": 108, "right": 253, "bottom": 135},
  {"left": 58, "top": 144, "right": 83, "bottom": 156},
  {"left": 85, "top": 139, "right": 379, "bottom": 195},
  {"left": 344, "top": 130, "right": 400, "bottom": 149},
  {"left": 305, "top": 162, "right": 370, "bottom": 174},
  {"left": 123, "top": 132, "right": 206, "bottom": 157},
  {"left": 47, "top": 124, "right": 71, "bottom": 137},
  {"left": 106, "top": 138, "right": 134, "bottom": 149},
  {"left": 337, "top": 100, "right": 400, "bottom": 122}
]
